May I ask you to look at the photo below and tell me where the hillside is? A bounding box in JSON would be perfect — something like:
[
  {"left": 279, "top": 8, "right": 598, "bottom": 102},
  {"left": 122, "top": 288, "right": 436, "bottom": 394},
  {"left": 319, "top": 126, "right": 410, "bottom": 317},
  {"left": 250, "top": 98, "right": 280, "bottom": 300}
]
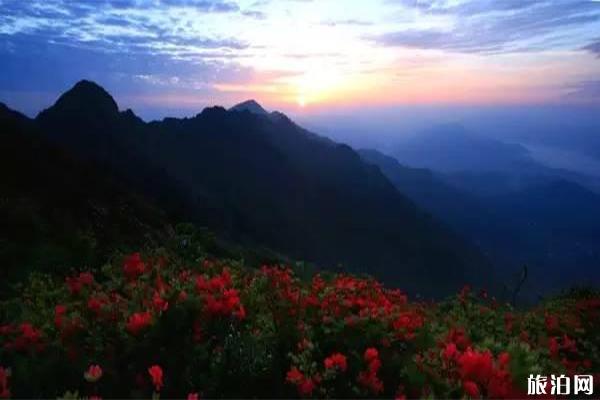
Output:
[
  {"left": 0, "top": 248, "right": 598, "bottom": 398},
  {"left": 24, "top": 80, "right": 494, "bottom": 296},
  {"left": 0, "top": 104, "right": 172, "bottom": 290},
  {"left": 360, "top": 149, "right": 600, "bottom": 296}
]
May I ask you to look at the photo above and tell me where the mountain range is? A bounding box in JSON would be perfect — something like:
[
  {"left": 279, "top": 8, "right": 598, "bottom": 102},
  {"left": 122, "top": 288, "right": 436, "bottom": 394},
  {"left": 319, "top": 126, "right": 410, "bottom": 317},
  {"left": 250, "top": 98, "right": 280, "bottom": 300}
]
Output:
[
  {"left": 360, "top": 148, "right": 600, "bottom": 298},
  {"left": 1, "top": 80, "right": 495, "bottom": 297}
]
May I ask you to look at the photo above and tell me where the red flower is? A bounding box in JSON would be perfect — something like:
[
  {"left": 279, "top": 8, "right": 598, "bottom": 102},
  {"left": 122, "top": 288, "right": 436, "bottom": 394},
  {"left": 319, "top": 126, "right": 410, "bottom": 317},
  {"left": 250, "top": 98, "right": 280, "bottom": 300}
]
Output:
[
  {"left": 54, "top": 305, "right": 67, "bottom": 328},
  {"left": 148, "top": 365, "right": 163, "bottom": 391},
  {"left": 364, "top": 347, "right": 379, "bottom": 362},
  {"left": 458, "top": 348, "right": 493, "bottom": 384},
  {"left": 79, "top": 272, "right": 94, "bottom": 285},
  {"left": 84, "top": 364, "right": 103, "bottom": 382},
  {"left": 126, "top": 311, "right": 152, "bottom": 335},
  {"left": 123, "top": 253, "right": 146, "bottom": 280},
  {"left": 152, "top": 292, "right": 169, "bottom": 312},
  {"left": 443, "top": 342, "right": 458, "bottom": 361},
  {"left": 545, "top": 314, "right": 559, "bottom": 332},
  {"left": 298, "top": 378, "right": 315, "bottom": 396},
  {"left": 87, "top": 297, "right": 103, "bottom": 315},
  {"left": 497, "top": 352, "right": 510, "bottom": 369},
  {"left": 358, "top": 370, "right": 384, "bottom": 394},
  {"left": 463, "top": 380, "right": 480, "bottom": 398},
  {"left": 66, "top": 272, "right": 92, "bottom": 295},
  {"left": 18, "top": 323, "right": 42, "bottom": 346},
  {"left": 324, "top": 352, "right": 347, "bottom": 372},
  {"left": 446, "top": 328, "right": 471, "bottom": 350},
  {"left": 562, "top": 334, "right": 577, "bottom": 353},
  {"left": 187, "top": 393, "right": 199, "bottom": 400},
  {"left": 286, "top": 367, "right": 304, "bottom": 385}
]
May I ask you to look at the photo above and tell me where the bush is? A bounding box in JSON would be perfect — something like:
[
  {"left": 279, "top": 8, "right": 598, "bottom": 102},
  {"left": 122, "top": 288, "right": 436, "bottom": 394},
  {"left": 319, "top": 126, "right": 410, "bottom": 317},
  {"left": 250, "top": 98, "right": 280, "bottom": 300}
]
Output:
[{"left": 0, "top": 251, "right": 598, "bottom": 398}]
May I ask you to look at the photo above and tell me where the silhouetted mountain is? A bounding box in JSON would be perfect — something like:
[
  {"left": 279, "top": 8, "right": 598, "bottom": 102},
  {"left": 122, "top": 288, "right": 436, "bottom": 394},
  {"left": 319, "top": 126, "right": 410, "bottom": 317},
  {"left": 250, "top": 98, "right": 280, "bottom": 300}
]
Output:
[
  {"left": 10, "top": 80, "right": 495, "bottom": 296},
  {"left": 360, "top": 148, "right": 600, "bottom": 297},
  {"left": 392, "top": 123, "right": 600, "bottom": 196},
  {"left": 0, "top": 104, "right": 171, "bottom": 290},
  {"left": 230, "top": 99, "right": 269, "bottom": 116},
  {"left": 393, "top": 123, "right": 531, "bottom": 173}
]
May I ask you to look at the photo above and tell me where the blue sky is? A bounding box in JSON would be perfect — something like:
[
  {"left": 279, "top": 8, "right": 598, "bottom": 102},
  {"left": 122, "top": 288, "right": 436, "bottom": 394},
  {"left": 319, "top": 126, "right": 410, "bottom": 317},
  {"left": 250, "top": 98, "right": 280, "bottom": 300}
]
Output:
[{"left": 1, "top": 0, "right": 599, "bottom": 119}]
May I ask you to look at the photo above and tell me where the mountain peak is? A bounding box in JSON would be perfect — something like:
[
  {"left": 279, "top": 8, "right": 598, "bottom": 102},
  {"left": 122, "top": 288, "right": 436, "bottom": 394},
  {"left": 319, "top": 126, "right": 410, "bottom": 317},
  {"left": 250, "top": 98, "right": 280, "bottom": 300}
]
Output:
[
  {"left": 230, "top": 99, "right": 268, "bottom": 116},
  {"left": 40, "top": 80, "right": 119, "bottom": 120}
]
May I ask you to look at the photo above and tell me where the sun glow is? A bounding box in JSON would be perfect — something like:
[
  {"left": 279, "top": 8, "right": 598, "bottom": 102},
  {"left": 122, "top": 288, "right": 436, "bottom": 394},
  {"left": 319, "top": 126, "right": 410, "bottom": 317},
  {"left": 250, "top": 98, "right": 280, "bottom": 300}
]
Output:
[{"left": 297, "top": 95, "right": 306, "bottom": 107}]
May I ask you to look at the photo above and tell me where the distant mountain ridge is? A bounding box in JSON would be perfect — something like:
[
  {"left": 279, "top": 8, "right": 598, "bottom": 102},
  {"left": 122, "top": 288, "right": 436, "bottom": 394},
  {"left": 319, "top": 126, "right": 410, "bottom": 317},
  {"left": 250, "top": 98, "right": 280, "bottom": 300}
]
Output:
[
  {"left": 2, "top": 80, "right": 495, "bottom": 297},
  {"left": 360, "top": 148, "right": 600, "bottom": 297}
]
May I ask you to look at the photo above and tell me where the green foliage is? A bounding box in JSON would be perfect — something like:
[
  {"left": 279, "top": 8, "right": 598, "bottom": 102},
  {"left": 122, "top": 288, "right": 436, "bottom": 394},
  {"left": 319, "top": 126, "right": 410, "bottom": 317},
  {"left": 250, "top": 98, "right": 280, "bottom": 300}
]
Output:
[{"left": 0, "top": 247, "right": 598, "bottom": 399}]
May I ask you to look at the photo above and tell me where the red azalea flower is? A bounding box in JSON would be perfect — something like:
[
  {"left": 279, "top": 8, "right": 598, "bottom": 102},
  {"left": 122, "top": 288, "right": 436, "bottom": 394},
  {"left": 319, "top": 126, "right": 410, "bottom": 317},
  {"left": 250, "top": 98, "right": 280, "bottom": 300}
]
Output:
[
  {"left": 20, "top": 323, "right": 42, "bottom": 343},
  {"left": 148, "top": 365, "right": 163, "bottom": 391},
  {"left": 463, "top": 380, "right": 480, "bottom": 398},
  {"left": 79, "top": 272, "right": 94, "bottom": 285},
  {"left": 562, "top": 334, "right": 577, "bottom": 353},
  {"left": 87, "top": 297, "right": 103, "bottom": 315},
  {"left": 324, "top": 352, "right": 347, "bottom": 372},
  {"left": 298, "top": 378, "right": 315, "bottom": 396},
  {"left": 84, "top": 364, "right": 103, "bottom": 383},
  {"left": 286, "top": 367, "right": 304, "bottom": 385},
  {"left": 152, "top": 292, "right": 169, "bottom": 312},
  {"left": 66, "top": 276, "right": 83, "bottom": 295},
  {"left": 497, "top": 352, "right": 510, "bottom": 369},
  {"left": 178, "top": 291, "right": 188, "bottom": 303},
  {"left": 545, "top": 314, "right": 559, "bottom": 332},
  {"left": 358, "top": 370, "right": 384, "bottom": 394},
  {"left": 126, "top": 311, "right": 152, "bottom": 335},
  {"left": 458, "top": 348, "right": 494, "bottom": 384},
  {"left": 443, "top": 342, "right": 458, "bottom": 362},
  {"left": 123, "top": 252, "right": 146, "bottom": 280},
  {"left": 54, "top": 305, "right": 67, "bottom": 328},
  {"left": 187, "top": 393, "right": 199, "bottom": 400},
  {"left": 364, "top": 347, "right": 379, "bottom": 362}
]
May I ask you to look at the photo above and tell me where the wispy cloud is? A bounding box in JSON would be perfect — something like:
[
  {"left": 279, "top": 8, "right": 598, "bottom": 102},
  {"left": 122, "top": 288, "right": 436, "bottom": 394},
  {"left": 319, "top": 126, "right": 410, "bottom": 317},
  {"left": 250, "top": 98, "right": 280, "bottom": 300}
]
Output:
[
  {"left": 583, "top": 38, "right": 600, "bottom": 57},
  {"left": 565, "top": 80, "right": 600, "bottom": 103},
  {"left": 376, "top": 0, "right": 600, "bottom": 54},
  {"left": 1, "top": 0, "right": 599, "bottom": 115}
]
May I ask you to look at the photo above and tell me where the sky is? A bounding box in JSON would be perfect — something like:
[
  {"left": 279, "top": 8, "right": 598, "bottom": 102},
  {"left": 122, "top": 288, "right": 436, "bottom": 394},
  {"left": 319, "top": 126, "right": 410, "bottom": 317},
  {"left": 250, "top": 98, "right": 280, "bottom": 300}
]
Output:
[{"left": 1, "top": 0, "right": 599, "bottom": 119}]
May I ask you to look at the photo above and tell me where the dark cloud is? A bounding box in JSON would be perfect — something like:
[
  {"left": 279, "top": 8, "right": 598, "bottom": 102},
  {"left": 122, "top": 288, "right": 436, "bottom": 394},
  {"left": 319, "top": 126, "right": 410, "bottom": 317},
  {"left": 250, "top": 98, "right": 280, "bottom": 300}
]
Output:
[{"left": 583, "top": 39, "right": 600, "bottom": 57}]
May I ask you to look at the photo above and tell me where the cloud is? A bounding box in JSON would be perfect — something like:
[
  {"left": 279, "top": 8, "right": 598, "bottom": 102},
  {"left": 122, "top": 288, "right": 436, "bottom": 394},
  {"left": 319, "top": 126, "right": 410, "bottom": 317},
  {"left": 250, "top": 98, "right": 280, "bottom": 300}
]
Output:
[
  {"left": 321, "top": 19, "right": 373, "bottom": 27},
  {"left": 565, "top": 80, "right": 600, "bottom": 103},
  {"left": 158, "top": 0, "right": 239, "bottom": 12},
  {"left": 376, "top": 0, "right": 600, "bottom": 54},
  {"left": 583, "top": 39, "right": 600, "bottom": 57},
  {"left": 392, "top": 0, "right": 538, "bottom": 16},
  {"left": 0, "top": 0, "right": 247, "bottom": 60}
]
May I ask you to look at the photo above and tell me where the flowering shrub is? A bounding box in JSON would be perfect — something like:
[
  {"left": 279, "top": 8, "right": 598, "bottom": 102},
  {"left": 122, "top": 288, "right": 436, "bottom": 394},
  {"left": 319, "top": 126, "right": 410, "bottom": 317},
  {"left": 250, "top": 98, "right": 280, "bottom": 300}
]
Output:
[{"left": 0, "top": 251, "right": 598, "bottom": 398}]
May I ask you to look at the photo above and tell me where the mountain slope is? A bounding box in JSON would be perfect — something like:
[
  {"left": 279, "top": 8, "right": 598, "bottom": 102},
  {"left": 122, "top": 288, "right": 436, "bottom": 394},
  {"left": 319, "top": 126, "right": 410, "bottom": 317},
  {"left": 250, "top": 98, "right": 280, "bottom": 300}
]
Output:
[
  {"left": 0, "top": 102, "right": 171, "bottom": 289},
  {"left": 392, "top": 123, "right": 600, "bottom": 196},
  {"left": 360, "top": 148, "right": 600, "bottom": 296},
  {"left": 26, "top": 81, "right": 494, "bottom": 296}
]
